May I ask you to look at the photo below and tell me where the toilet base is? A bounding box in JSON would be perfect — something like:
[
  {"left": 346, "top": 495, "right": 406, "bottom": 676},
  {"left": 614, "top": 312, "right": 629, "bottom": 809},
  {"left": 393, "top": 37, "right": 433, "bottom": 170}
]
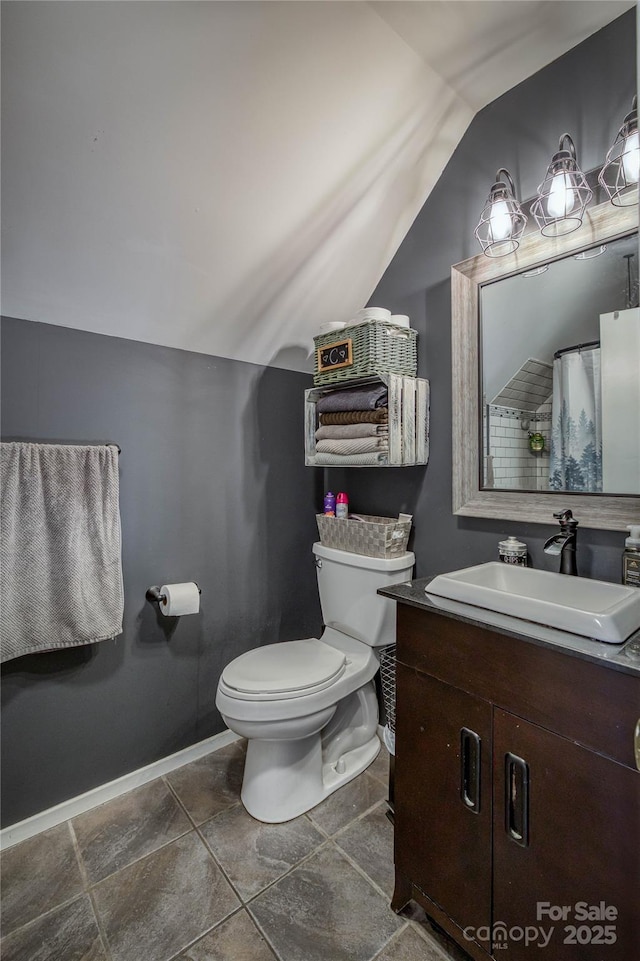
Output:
[{"left": 241, "top": 732, "right": 381, "bottom": 823}]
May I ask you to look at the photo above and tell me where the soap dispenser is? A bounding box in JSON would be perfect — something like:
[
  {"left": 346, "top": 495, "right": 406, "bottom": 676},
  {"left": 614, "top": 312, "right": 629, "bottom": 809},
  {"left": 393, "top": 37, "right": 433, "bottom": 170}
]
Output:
[{"left": 623, "top": 525, "right": 640, "bottom": 587}]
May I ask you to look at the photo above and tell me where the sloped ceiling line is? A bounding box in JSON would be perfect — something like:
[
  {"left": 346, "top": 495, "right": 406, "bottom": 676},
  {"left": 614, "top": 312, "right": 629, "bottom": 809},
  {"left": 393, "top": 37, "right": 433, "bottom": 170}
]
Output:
[{"left": 1, "top": 1, "right": 633, "bottom": 371}]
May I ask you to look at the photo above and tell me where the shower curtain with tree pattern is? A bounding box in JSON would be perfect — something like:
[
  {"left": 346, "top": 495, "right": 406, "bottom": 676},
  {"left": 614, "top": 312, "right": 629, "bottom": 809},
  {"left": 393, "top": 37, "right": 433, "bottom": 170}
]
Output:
[{"left": 549, "top": 346, "right": 602, "bottom": 492}]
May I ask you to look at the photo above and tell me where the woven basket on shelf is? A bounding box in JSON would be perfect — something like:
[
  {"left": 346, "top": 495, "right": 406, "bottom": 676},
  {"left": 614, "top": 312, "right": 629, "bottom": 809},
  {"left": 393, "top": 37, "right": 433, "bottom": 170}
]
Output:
[
  {"left": 313, "top": 320, "right": 417, "bottom": 386},
  {"left": 315, "top": 513, "right": 411, "bottom": 559}
]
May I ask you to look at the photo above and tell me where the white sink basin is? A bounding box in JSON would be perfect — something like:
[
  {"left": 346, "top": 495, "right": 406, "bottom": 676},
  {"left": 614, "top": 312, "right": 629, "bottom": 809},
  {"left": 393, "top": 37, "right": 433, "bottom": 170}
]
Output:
[{"left": 425, "top": 562, "right": 640, "bottom": 644}]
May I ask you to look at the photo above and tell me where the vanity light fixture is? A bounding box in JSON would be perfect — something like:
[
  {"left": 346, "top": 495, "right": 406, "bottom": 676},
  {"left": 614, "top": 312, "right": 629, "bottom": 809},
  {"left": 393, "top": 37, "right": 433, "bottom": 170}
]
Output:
[
  {"left": 574, "top": 244, "right": 607, "bottom": 261},
  {"left": 531, "top": 134, "right": 592, "bottom": 237},
  {"left": 521, "top": 265, "right": 549, "bottom": 278},
  {"left": 599, "top": 96, "right": 639, "bottom": 207},
  {"left": 474, "top": 168, "right": 527, "bottom": 258}
]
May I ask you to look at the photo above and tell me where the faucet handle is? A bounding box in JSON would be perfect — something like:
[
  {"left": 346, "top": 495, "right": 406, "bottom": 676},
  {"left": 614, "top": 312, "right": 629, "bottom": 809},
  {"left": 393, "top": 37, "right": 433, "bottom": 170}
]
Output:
[{"left": 553, "top": 508, "right": 578, "bottom": 531}]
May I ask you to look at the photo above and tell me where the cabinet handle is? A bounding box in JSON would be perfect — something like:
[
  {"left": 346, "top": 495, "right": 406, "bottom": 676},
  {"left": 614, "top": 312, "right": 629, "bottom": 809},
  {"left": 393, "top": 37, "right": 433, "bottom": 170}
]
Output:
[
  {"left": 460, "top": 727, "right": 481, "bottom": 814},
  {"left": 505, "top": 752, "right": 529, "bottom": 847}
]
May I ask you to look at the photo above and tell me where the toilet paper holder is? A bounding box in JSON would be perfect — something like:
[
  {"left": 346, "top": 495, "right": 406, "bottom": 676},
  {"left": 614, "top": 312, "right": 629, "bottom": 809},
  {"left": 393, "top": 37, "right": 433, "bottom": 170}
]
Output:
[{"left": 146, "top": 584, "right": 201, "bottom": 605}]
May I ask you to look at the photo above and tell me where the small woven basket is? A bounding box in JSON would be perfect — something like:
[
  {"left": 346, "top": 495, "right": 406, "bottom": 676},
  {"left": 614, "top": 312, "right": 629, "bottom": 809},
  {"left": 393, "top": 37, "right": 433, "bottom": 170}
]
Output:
[
  {"left": 316, "top": 513, "right": 411, "bottom": 559},
  {"left": 313, "top": 320, "right": 417, "bottom": 386}
]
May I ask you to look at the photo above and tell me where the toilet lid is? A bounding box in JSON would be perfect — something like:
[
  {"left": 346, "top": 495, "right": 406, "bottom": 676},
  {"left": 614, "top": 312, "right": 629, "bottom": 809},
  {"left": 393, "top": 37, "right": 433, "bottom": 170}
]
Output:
[{"left": 222, "top": 639, "right": 347, "bottom": 696}]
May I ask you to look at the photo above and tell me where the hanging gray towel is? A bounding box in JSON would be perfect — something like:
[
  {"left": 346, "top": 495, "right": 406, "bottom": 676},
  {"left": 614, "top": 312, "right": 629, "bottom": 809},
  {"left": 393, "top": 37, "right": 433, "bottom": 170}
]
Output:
[{"left": 0, "top": 443, "right": 124, "bottom": 662}]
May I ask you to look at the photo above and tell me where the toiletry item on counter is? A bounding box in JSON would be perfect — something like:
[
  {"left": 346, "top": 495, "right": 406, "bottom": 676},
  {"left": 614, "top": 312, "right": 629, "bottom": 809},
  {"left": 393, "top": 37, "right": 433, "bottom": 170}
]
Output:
[
  {"left": 323, "top": 491, "right": 336, "bottom": 516},
  {"left": 623, "top": 525, "right": 640, "bottom": 587},
  {"left": 498, "top": 536, "right": 527, "bottom": 566},
  {"left": 336, "top": 492, "right": 349, "bottom": 518}
]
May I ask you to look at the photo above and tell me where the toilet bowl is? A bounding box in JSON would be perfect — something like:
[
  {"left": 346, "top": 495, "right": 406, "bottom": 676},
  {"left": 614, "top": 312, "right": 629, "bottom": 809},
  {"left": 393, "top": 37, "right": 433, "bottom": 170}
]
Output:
[{"left": 215, "top": 542, "right": 414, "bottom": 823}]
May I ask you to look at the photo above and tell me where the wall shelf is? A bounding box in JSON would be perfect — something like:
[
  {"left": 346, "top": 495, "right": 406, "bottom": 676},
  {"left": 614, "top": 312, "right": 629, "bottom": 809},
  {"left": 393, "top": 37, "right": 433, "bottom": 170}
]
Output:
[{"left": 305, "top": 372, "right": 429, "bottom": 467}]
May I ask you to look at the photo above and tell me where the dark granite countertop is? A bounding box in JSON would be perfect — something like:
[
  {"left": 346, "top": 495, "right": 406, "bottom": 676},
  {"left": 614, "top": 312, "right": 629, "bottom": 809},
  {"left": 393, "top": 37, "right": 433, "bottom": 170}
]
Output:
[{"left": 379, "top": 577, "right": 640, "bottom": 678}]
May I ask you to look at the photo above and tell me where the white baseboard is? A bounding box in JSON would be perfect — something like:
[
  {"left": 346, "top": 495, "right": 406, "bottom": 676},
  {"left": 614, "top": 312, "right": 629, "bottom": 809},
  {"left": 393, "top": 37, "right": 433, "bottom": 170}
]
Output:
[{"left": 0, "top": 729, "right": 240, "bottom": 851}]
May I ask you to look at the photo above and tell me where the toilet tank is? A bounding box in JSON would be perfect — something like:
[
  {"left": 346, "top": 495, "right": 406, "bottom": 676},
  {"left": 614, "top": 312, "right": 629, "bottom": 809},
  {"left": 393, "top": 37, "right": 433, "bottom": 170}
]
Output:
[{"left": 313, "top": 542, "right": 414, "bottom": 647}]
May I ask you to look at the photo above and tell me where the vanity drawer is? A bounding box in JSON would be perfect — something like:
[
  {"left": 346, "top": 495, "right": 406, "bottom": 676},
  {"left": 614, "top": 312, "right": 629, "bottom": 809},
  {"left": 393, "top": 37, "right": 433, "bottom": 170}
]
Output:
[{"left": 396, "top": 604, "right": 640, "bottom": 770}]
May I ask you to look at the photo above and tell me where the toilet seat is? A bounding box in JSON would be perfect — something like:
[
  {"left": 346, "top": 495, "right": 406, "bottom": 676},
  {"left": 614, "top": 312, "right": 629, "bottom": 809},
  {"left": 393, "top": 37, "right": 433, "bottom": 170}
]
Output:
[{"left": 221, "top": 638, "right": 347, "bottom": 701}]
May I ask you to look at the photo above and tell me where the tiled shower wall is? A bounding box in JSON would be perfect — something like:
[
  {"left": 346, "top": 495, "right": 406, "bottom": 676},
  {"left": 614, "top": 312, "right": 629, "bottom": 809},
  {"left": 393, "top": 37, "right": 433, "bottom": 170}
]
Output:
[{"left": 485, "top": 404, "right": 551, "bottom": 490}]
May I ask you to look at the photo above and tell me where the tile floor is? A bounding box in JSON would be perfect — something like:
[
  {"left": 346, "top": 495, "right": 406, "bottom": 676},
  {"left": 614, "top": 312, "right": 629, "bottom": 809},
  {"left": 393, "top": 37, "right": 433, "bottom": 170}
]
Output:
[{"left": 0, "top": 739, "right": 469, "bottom": 961}]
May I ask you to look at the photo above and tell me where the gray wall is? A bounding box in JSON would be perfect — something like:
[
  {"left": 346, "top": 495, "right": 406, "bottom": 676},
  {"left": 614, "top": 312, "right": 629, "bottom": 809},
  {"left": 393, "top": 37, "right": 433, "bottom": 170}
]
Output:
[
  {"left": 1, "top": 11, "right": 636, "bottom": 828},
  {"left": 1, "top": 317, "right": 322, "bottom": 826},
  {"left": 325, "top": 11, "right": 638, "bottom": 582}
]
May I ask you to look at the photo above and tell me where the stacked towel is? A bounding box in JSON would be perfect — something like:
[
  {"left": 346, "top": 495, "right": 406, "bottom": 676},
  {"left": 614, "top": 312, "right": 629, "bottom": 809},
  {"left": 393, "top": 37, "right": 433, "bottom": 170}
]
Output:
[
  {"left": 315, "top": 384, "right": 389, "bottom": 463},
  {"left": 314, "top": 451, "right": 388, "bottom": 466},
  {"left": 315, "top": 424, "right": 388, "bottom": 440},
  {"left": 319, "top": 410, "right": 388, "bottom": 426},
  {"left": 316, "top": 437, "right": 388, "bottom": 455},
  {"left": 316, "top": 383, "right": 387, "bottom": 413}
]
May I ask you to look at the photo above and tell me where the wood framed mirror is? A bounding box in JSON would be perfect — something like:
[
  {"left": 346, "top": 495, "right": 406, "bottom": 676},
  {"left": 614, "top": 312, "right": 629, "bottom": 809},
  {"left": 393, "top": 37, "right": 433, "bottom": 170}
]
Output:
[{"left": 451, "top": 200, "right": 639, "bottom": 531}]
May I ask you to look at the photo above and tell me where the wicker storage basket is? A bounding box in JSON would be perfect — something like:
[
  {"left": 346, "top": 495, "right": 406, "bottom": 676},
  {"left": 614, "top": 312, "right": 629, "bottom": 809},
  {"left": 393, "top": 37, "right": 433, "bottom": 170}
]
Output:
[
  {"left": 313, "top": 321, "right": 417, "bottom": 386},
  {"left": 315, "top": 513, "right": 411, "bottom": 558}
]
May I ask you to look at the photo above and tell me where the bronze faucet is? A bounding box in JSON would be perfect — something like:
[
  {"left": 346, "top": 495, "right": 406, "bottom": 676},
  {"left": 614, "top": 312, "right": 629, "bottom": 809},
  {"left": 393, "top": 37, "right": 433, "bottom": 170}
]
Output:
[{"left": 543, "top": 509, "right": 578, "bottom": 575}]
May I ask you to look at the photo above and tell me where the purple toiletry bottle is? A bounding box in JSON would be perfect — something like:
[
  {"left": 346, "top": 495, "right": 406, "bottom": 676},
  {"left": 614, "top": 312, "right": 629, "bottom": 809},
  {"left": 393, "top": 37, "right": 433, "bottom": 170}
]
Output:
[{"left": 323, "top": 491, "right": 336, "bottom": 516}]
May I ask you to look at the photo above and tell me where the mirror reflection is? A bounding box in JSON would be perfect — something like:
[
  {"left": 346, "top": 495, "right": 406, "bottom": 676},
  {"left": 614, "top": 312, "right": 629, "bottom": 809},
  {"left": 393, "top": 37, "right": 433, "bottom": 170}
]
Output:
[{"left": 481, "top": 231, "right": 639, "bottom": 495}]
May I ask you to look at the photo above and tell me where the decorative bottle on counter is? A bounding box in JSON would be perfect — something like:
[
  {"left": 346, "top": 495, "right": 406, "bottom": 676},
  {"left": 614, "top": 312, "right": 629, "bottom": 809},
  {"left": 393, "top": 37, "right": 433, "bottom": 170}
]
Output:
[
  {"left": 498, "top": 536, "right": 527, "bottom": 566},
  {"left": 622, "top": 525, "right": 640, "bottom": 587},
  {"left": 323, "top": 491, "right": 336, "bottom": 516},
  {"left": 336, "top": 492, "right": 349, "bottom": 519}
]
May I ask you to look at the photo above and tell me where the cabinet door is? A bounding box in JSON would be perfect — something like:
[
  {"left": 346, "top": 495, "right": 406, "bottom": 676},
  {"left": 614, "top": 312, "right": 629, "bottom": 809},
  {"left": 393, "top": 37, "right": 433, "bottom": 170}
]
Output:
[
  {"left": 395, "top": 664, "right": 492, "bottom": 939},
  {"left": 493, "top": 708, "right": 640, "bottom": 960}
]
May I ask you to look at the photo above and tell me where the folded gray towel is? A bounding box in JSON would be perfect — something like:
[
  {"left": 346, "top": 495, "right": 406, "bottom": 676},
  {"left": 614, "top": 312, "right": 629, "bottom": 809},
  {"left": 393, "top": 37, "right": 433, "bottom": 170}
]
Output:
[
  {"left": 318, "top": 409, "right": 388, "bottom": 426},
  {"left": 313, "top": 451, "right": 388, "bottom": 466},
  {"left": 316, "top": 383, "right": 388, "bottom": 413},
  {"left": 316, "top": 437, "right": 389, "bottom": 455},
  {"left": 315, "top": 424, "right": 388, "bottom": 440},
  {"left": 0, "top": 443, "right": 124, "bottom": 662}
]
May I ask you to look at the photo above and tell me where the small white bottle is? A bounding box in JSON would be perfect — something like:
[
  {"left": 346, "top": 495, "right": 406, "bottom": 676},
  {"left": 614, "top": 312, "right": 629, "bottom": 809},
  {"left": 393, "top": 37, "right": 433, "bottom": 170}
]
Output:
[
  {"left": 498, "top": 536, "right": 527, "bottom": 566},
  {"left": 622, "top": 525, "right": 640, "bottom": 588}
]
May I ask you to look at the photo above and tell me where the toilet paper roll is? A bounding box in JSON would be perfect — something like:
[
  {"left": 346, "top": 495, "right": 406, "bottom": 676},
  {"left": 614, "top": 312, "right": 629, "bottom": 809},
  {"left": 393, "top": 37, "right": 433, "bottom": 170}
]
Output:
[
  {"left": 159, "top": 582, "right": 200, "bottom": 616},
  {"left": 354, "top": 307, "right": 391, "bottom": 324}
]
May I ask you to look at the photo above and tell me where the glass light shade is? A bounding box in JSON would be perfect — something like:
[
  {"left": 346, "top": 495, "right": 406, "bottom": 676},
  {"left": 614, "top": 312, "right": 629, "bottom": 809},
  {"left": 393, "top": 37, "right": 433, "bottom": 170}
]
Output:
[
  {"left": 599, "top": 97, "right": 639, "bottom": 207},
  {"left": 531, "top": 134, "right": 592, "bottom": 237},
  {"left": 475, "top": 169, "right": 527, "bottom": 258}
]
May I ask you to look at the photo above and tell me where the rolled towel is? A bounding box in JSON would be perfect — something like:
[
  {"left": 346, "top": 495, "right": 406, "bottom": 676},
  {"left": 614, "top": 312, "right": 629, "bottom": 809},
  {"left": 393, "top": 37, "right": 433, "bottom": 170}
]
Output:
[
  {"left": 315, "top": 424, "right": 388, "bottom": 440},
  {"left": 319, "top": 409, "right": 388, "bottom": 426},
  {"left": 314, "top": 451, "right": 388, "bottom": 466},
  {"left": 316, "top": 437, "right": 388, "bottom": 456},
  {"left": 316, "top": 383, "right": 388, "bottom": 413}
]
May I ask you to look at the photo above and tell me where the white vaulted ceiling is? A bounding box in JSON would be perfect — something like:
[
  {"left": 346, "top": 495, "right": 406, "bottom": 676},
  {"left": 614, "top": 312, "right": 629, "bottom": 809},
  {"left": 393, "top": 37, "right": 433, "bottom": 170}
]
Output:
[{"left": 1, "top": 1, "right": 634, "bottom": 371}]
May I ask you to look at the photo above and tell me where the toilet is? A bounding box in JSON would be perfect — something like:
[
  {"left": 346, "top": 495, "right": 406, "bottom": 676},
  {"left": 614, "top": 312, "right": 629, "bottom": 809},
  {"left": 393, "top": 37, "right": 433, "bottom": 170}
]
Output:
[{"left": 215, "top": 541, "right": 414, "bottom": 822}]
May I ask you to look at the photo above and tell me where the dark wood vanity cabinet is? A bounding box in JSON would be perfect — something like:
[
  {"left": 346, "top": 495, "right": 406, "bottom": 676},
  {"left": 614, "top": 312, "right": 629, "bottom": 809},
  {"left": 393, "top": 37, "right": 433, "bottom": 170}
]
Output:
[{"left": 392, "top": 603, "right": 640, "bottom": 961}]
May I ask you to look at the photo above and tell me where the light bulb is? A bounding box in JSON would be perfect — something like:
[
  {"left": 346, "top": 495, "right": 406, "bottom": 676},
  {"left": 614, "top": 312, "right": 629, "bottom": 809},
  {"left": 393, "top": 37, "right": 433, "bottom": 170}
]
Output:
[
  {"left": 489, "top": 199, "right": 512, "bottom": 242},
  {"left": 547, "top": 172, "right": 577, "bottom": 219},
  {"left": 622, "top": 129, "right": 639, "bottom": 184}
]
